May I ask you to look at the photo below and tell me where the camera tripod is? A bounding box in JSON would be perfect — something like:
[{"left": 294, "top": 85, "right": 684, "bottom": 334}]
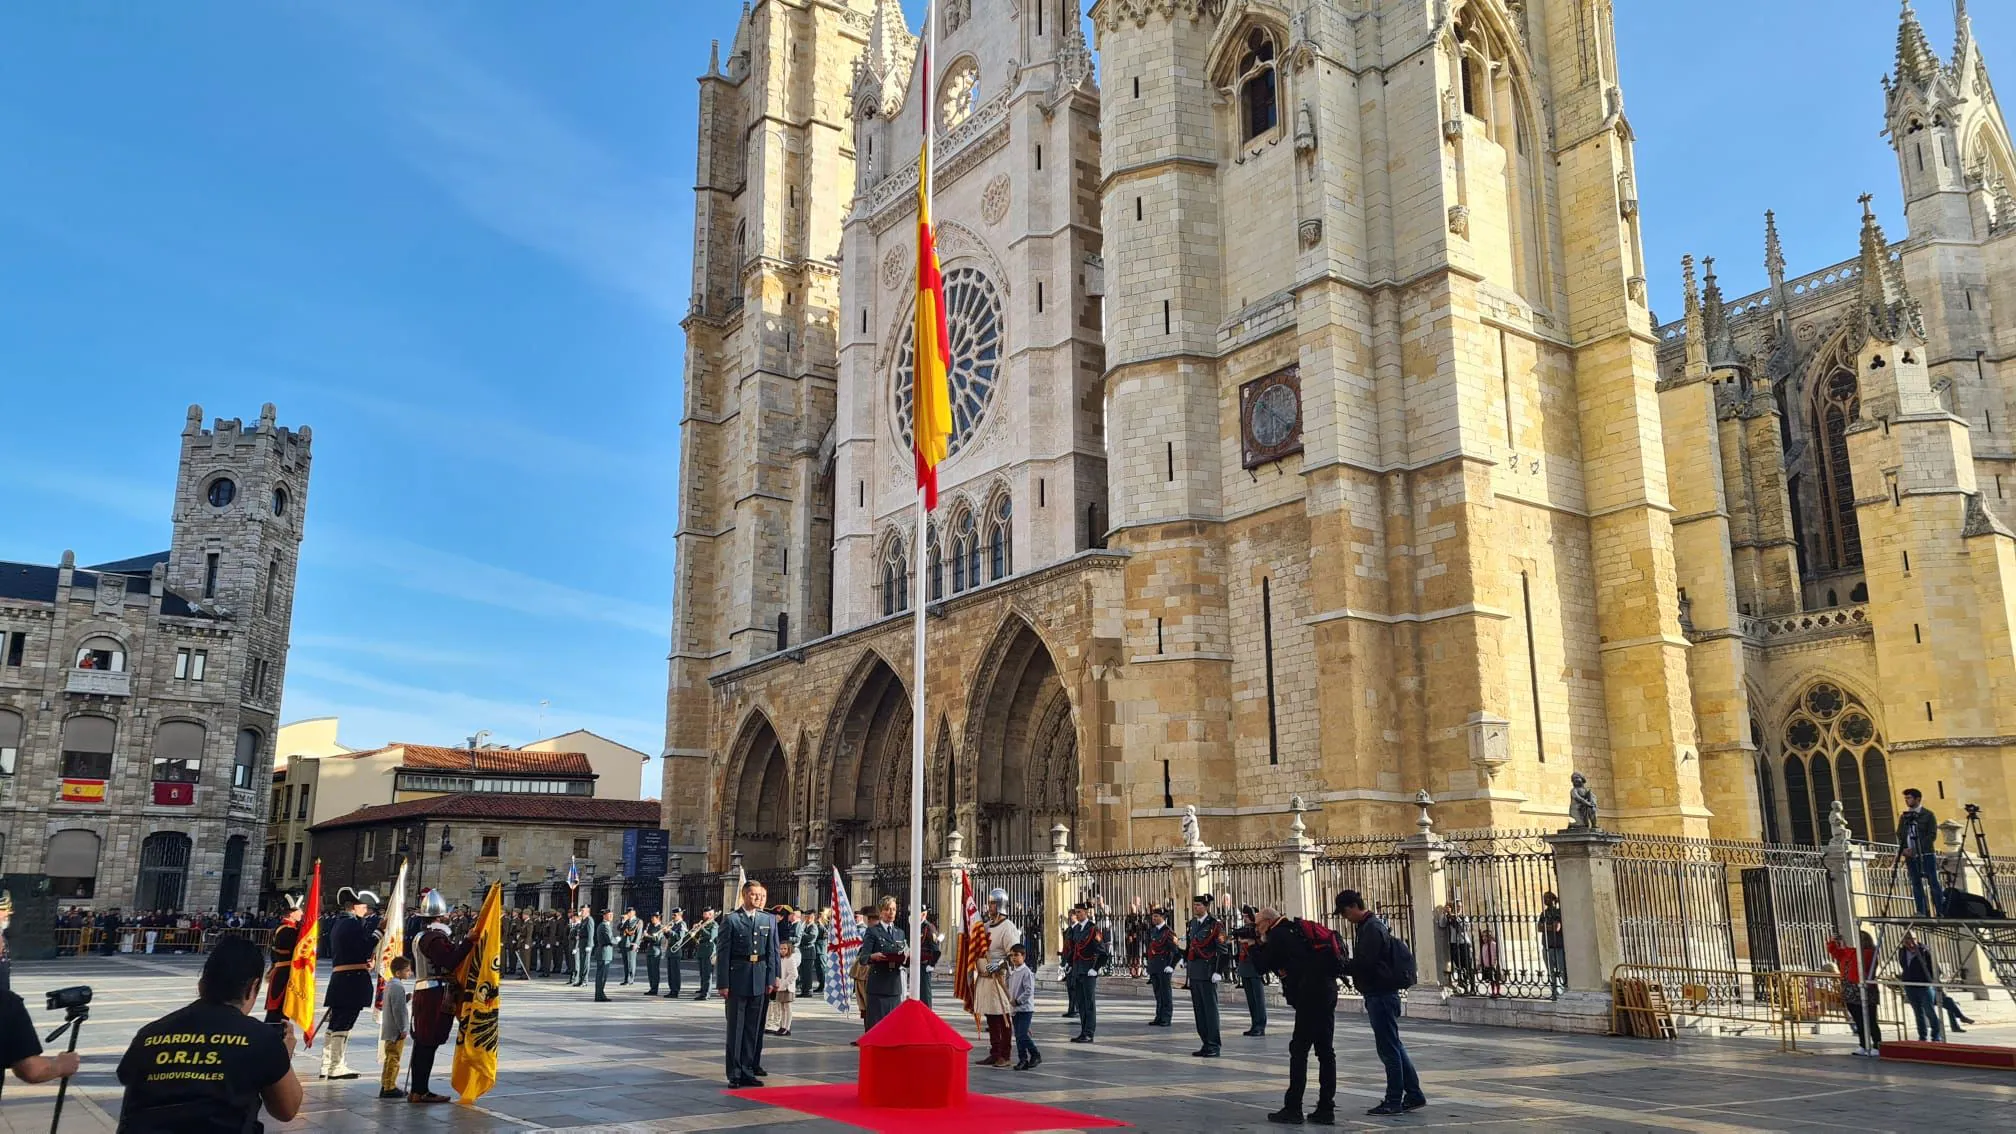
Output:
[
  {"left": 42, "top": 1002, "right": 87, "bottom": 1134},
  {"left": 1959, "top": 804, "right": 2004, "bottom": 912}
]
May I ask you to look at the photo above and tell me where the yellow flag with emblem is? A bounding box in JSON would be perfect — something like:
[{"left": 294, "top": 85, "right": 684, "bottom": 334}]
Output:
[{"left": 451, "top": 882, "right": 503, "bottom": 1104}]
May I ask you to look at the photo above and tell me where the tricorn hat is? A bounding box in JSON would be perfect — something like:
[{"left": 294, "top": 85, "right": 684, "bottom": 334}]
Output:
[
  {"left": 337, "top": 887, "right": 381, "bottom": 909},
  {"left": 282, "top": 892, "right": 304, "bottom": 913}
]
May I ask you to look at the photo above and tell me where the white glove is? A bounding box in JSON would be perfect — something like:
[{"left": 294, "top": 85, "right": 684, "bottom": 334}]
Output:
[
  {"left": 1166, "top": 967, "right": 1175, "bottom": 975},
  {"left": 1211, "top": 973, "right": 1222, "bottom": 983}
]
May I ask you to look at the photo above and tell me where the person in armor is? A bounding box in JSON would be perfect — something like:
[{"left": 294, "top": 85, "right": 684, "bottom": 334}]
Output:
[
  {"left": 407, "top": 889, "right": 474, "bottom": 1104},
  {"left": 973, "top": 888, "right": 1022, "bottom": 1067},
  {"left": 662, "top": 908, "right": 689, "bottom": 998},
  {"left": 263, "top": 894, "right": 304, "bottom": 1024},
  {"left": 1062, "top": 903, "right": 1106, "bottom": 1043},
  {"left": 321, "top": 888, "right": 381, "bottom": 1080},
  {"left": 1144, "top": 907, "right": 1178, "bottom": 1027},
  {"left": 1185, "top": 894, "right": 1227, "bottom": 1058},
  {"left": 860, "top": 896, "right": 908, "bottom": 1031}
]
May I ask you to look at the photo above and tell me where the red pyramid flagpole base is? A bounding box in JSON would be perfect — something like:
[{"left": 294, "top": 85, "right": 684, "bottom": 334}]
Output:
[{"left": 855, "top": 1000, "right": 969, "bottom": 1108}]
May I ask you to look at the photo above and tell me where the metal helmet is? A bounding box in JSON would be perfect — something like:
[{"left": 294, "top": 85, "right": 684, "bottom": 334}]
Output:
[
  {"left": 986, "top": 888, "right": 1011, "bottom": 912},
  {"left": 420, "top": 888, "right": 450, "bottom": 918}
]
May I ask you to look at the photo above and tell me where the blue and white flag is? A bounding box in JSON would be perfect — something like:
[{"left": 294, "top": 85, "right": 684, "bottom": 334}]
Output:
[
  {"left": 565, "top": 858, "right": 580, "bottom": 892},
  {"left": 824, "top": 866, "right": 863, "bottom": 1016}
]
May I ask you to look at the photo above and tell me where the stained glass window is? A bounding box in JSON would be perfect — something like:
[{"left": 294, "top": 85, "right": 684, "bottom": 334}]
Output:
[{"left": 893, "top": 266, "right": 1004, "bottom": 462}]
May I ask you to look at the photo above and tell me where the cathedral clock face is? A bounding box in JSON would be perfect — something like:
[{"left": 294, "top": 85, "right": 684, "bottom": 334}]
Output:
[{"left": 1240, "top": 368, "right": 1303, "bottom": 467}]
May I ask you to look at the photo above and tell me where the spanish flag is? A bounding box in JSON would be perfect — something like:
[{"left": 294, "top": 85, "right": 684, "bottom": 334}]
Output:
[
  {"left": 282, "top": 861, "right": 321, "bottom": 1043},
  {"left": 451, "top": 882, "right": 503, "bottom": 1104},
  {"left": 913, "top": 144, "right": 953, "bottom": 510}
]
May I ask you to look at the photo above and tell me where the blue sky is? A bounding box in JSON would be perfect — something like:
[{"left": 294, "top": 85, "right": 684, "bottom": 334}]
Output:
[{"left": 0, "top": 1, "right": 2003, "bottom": 795}]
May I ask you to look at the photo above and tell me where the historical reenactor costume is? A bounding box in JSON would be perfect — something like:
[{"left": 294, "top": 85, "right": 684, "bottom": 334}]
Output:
[
  {"left": 860, "top": 904, "right": 908, "bottom": 1031},
  {"left": 662, "top": 910, "right": 689, "bottom": 998},
  {"left": 408, "top": 889, "right": 474, "bottom": 1104},
  {"left": 1062, "top": 904, "right": 1106, "bottom": 1042},
  {"left": 715, "top": 889, "right": 780, "bottom": 1088},
  {"left": 973, "top": 889, "right": 1022, "bottom": 1067},
  {"left": 321, "top": 887, "right": 382, "bottom": 1079},
  {"left": 263, "top": 894, "right": 304, "bottom": 1024},
  {"left": 1144, "top": 909, "right": 1178, "bottom": 1026},
  {"left": 1184, "top": 895, "right": 1227, "bottom": 1057}
]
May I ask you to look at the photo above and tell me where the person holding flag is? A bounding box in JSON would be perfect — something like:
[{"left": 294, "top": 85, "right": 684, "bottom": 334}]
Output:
[
  {"left": 953, "top": 870, "right": 988, "bottom": 1033},
  {"left": 972, "top": 888, "right": 1022, "bottom": 1068},
  {"left": 263, "top": 893, "right": 305, "bottom": 1025},
  {"left": 280, "top": 862, "right": 322, "bottom": 1046},
  {"left": 373, "top": 860, "right": 410, "bottom": 1011},
  {"left": 320, "top": 887, "right": 381, "bottom": 1080},
  {"left": 407, "top": 889, "right": 473, "bottom": 1105},
  {"left": 822, "top": 867, "right": 863, "bottom": 1021},
  {"left": 451, "top": 882, "right": 503, "bottom": 1105}
]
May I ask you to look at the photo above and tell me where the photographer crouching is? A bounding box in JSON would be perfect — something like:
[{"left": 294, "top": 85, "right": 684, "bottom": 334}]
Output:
[
  {"left": 1245, "top": 905, "right": 1341, "bottom": 1126},
  {"left": 115, "top": 936, "right": 303, "bottom": 1132}
]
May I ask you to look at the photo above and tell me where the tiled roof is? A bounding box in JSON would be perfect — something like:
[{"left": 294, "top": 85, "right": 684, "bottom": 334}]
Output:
[
  {"left": 0, "top": 562, "right": 60, "bottom": 605},
  {"left": 310, "top": 793, "right": 660, "bottom": 831},
  {"left": 84, "top": 552, "right": 169, "bottom": 574},
  {"left": 393, "top": 744, "right": 594, "bottom": 777}
]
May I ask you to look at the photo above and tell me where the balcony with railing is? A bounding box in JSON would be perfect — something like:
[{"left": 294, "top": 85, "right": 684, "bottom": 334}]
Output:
[
  {"left": 1739, "top": 604, "right": 1871, "bottom": 646},
  {"left": 65, "top": 669, "right": 130, "bottom": 696}
]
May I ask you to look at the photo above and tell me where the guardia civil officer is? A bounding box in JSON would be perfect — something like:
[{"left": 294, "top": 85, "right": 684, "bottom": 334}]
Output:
[
  {"left": 693, "top": 909, "right": 721, "bottom": 998},
  {"left": 570, "top": 907, "right": 591, "bottom": 987},
  {"left": 321, "top": 887, "right": 381, "bottom": 1079},
  {"left": 117, "top": 937, "right": 303, "bottom": 1130},
  {"left": 1184, "top": 894, "right": 1227, "bottom": 1057},
  {"left": 618, "top": 906, "right": 640, "bottom": 985},
  {"left": 1062, "top": 903, "right": 1105, "bottom": 1042},
  {"left": 717, "top": 881, "right": 781, "bottom": 1088},
  {"left": 641, "top": 913, "right": 666, "bottom": 994},
  {"left": 592, "top": 909, "right": 617, "bottom": 1002},
  {"left": 663, "top": 908, "right": 689, "bottom": 998},
  {"left": 1143, "top": 906, "right": 1178, "bottom": 1027},
  {"left": 860, "top": 896, "right": 908, "bottom": 1030}
]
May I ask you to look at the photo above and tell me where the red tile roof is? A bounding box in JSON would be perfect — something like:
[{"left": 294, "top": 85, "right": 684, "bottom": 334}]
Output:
[
  {"left": 310, "top": 792, "right": 661, "bottom": 832},
  {"left": 342, "top": 744, "right": 594, "bottom": 778}
]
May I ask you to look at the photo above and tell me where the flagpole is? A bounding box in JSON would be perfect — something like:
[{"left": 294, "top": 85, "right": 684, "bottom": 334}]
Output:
[{"left": 905, "top": 9, "right": 937, "bottom": 1008}]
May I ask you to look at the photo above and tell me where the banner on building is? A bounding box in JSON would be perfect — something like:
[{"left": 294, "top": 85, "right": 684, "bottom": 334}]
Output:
[
  {"left": 621, "top": 828, "right": 669, "bottom": 879},
  {"left": 59, "top": 779, "right": 106, "bottom": 803}
]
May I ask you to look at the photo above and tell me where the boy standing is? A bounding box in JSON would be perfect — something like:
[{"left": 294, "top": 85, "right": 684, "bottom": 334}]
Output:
[
  {"left": 1007, "top": 944, "right": 1040, "bottom": 1071},
  {"left": 378, "top": 955, "right": 413, "bottom": 1100}
]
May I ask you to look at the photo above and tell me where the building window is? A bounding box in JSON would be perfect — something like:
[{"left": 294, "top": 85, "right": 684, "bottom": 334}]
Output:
[
  {"left": 1235, "top": 27, "right": 1279, "bottom": 141},
  {"left": 74, "top": 637, "right": 126, "bottom": 673},
  {"left": 59, "top": 715, "right": 116, "bottom": 782},
  {"left": 204, "top": 553, "right": 220, "bottom": 599},
  {"left": 1780, "top": 681, "right": 1893, "bottom": 845},
  {"left": 927, "top": 537, "right": 944, "bottom": 602},
  {"left": 0, "top": 708, "right": 22, "bottom": 776},
  {"left": 988, "top": 495, "right": 1012, "bottom": 580},
  {"left": 290, "top": 841, "right": 304, "bottom": 878},
  {"left": 881, "top": 540, "right": 910, "bottom": 617},
  {"left": 776, "top": 612, "right": 789, "bottom": 650},
  {"left": 45, "top": 830, "right": 101, "bottom": 899},
  {"left": 219, "top": 835, "right": 247, "bottom": 913},
  {"left": 206, "top": 477, "right": 237, "bottom": 508},
  {"left": 892, "top": 266, "right": 1006, "bottom": 461},
  {"left": 3, "top": 631, "right": 24, "bottom": 667},
  {"left": 150, "top": 720, "right": 205, "bottom": 783},
  {"left": 272, "top": 487, "right": 289, "bottom": 517},
  {"left": 950, "top": 510, "right": 975, "bottom": 593},
  {"left": 283, "top": 785, "right": 294, "bottom": 816},
  {"left": 173, "top": 648, "right": 208, "bottom": 681},
  {"left": 263, "top": 559, "right": 277, "bottom": 615},
  {"left": 234, "top": 728, "right": 261, "bottom": 789},
  {"left": 1812, "top": 367, "right": 1864, "bottom": 572},
  {"left": 297, "top": 785, "right": 310, "bottom": 819},
  {"left": 572, "top": 838, "right": 591, "bottom": 859},
  {"left": 480, "top": 835, "right": 501, "bottom": 858},
  {"left": 362, "top": 830, "right": 376, "bottom": 862}
]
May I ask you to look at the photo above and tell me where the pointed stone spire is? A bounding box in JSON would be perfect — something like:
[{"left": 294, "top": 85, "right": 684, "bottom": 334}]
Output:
[
  {"left": 1852, "top": 194, "right": 1926, "bottom": 344},
  {"left": 1702, "top": 258, "right": 1740, "bottom": 370},
  {"left": 1896, "top": 1, "right": 1942, "bottom": 88},
  {"left": 708, "top": 39, "right": 721, "bottom": 77},
  {"left": 1764, "top": 210, "right": 1787, "bottom": 288},
  {"left": 852, "top": 0, "right": 917, "bottom": 119},
  {"left": 1955, "top": 0, "right": 1974, "bottom": 63},
  {"left": 1682, "top": 255, "right": 1707, "bottom": 376}
]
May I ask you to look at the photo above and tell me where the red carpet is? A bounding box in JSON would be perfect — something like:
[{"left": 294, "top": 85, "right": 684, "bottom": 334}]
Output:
[
  {"left": 1880, "top": 1040, "right": 2016, "bottom": 1070},
  {"left": 726, "top": 1082, "right": 1132, "bottom": 1132}
]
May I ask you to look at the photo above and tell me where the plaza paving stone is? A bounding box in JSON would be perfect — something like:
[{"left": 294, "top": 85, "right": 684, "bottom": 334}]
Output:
[{"left": 1, "top": 953, "right": 2010, "bottom": 1132}]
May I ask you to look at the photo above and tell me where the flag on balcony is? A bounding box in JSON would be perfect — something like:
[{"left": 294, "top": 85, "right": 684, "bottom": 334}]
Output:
[
  {"left": 824, "top": 867, "right": 863, "bottom": 1017},
  {"left": 452, "top": 882, "right": 503, "bottom": 1104},
  {"left": 283, "top": 861, "right": 322, "bottom": 1043}
]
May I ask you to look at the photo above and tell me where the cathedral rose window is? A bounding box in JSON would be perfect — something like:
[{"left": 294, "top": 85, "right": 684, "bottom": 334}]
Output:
[
  {"left": 893, "top": 265, "right": 1003, "bottom": 461},
  {"left": 940, "top": 58, "right": 981, "bottom": 130}
]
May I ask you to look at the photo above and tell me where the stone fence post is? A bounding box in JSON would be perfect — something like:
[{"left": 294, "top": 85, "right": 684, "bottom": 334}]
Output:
[
  {"left": 1168, "top": 841, "right": 1216, "bottom": 917},
  {"left": 1039, "top": 824, "right": 1082, "bottom": 981},
  {"left": 1541, "top": 828, "right": 1626, "bottom": 995},
  {"left": 1398, "top": 792, "right": 1448, "bottom": 993},
  {"left": 937, "top": 830, "right": 972, "bottom": 934},
  {"left": 796, "top": 845, "right": 823, "bottom": 913},
  {"left": 848, "top": 840, "right": 877, "bottom": 915},
  {"left": 657, "top": 855, "right": 680, "bottom": 920},
  {"left": 722, "top": 851, "right": 746, "bottom": 912},
  {"left": 1278, "top": 796, "right": 1319, "bottom": 920},
  {"left": 1822, "top": 836, "right": 1870, "bottom": 944}
]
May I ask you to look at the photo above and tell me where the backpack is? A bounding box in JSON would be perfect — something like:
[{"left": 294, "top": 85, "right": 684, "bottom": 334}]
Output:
[
  {"left": 1295, "top": 919, "right": 1350, "bottom": 981},
  {"left": 1356, "top": 919, "right": 1419, "bottom": 991}
]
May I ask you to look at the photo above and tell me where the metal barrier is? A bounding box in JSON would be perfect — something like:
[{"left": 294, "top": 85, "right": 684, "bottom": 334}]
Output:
[
  {"left": 1615, "top": 856, "right": 1738, "bottom": 972},
  {"left": 1439, "top": 831, "right": 1560, "bottom": 999},
  {"left": 1609, "top": 963, "right": 1849, "bottom": 1052},
  {"left": 47, "top": 926, "right": 276, "bottom": 957}
]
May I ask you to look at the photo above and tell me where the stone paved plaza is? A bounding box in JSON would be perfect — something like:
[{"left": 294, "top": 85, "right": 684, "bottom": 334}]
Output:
[{"left": 3, "top": 954, "right": 2012, "bottom": 1132}]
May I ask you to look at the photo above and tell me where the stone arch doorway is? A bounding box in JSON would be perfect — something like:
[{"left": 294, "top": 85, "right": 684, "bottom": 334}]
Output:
[
  {"left": 824, "top": 654, "right": 913, "bottom": 868},
  {"left": 965, "top": 617, "right": 1079, "bottom": 858},
  {"left": 726, "top": 713, "right": 791, "bottom": 872}
]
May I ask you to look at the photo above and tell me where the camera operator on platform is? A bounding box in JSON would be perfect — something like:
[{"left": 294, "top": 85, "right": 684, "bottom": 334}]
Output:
[
  {"left": 0, "top": 891, "right": 81, "bottom": 1084},
  {"left": 115, "top": 936, "right": 303, "bottom": 1132}
]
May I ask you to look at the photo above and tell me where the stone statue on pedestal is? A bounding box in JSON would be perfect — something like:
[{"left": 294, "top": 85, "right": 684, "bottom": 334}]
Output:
[
  {"left": 1567, "top": 772, "right": 1600, "bottom": 831},
  {"left": 1827, "top": 799, "right": 1852, "bottom": 845},
  {"left": 1180, "top": 805, "right": 1202, "bottom": 848}
]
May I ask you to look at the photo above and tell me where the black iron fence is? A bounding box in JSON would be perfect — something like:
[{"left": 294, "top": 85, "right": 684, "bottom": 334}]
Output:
[
  {"left": 1438, "top": 830, "right": 1560, "bottom": 999},
  {"left": 1213, "top": 842, "right": 1286, "bottom": 915},
  {"left": 1078, "top": 849, "right": 1174, "bottom": 978},
  {"left": 1314, "top": 842, "right": 1413, "bottom": 944},
  {"left": 678, "top": 872, "right": 724, "bottom": 918},
  {"left": 1615, "top": 856, "right": 1738, "bottom": 973}
]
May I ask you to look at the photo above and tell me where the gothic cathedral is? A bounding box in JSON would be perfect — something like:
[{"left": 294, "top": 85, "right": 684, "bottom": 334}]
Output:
[{"left": 663, "top": 0, "right": 2016, "bottom": 877}]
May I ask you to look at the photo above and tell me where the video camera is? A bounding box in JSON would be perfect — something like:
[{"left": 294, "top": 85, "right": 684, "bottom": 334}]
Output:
[{"left": 44, "top": 986, "right": 90, "bottom": 1017}]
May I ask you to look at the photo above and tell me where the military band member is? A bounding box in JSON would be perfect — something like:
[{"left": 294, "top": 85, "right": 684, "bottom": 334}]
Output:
[
  {"left": 717, "top": 881, "right": 781, "bottom": 1088},
  {"left": 916, "top": 907, "right": 940, "bottom": 1009},
  {"left": 972, "top": 889, "right": 1022, "bottom": 1068},
  {"left": 641, "top": 913, "right": 665, "bottom": 994},
  {"left": 593, "top": 910, "right": 617, "bottom": 1002},
  {"left": 663, "top": 909, "right": 689, "bottom": 998},
  {"left": 618, "top": 907, "right": 640, "bottom": 985},
  {"left": 321, "top": 888, "right": 381, "bottom": 1079},
  {"left": 1235, "top": 904, "right": 1268, "bottom": 1037},
  {"left": 572, "top": 906, "right": 593, "bottom": 987},
  {"left": 860, "top": 896, "right": 908, "bottom": 1031},
  {"left": 262, "top": 894, "right": 304, "bottom": 1025},
  {"left": 692, "top": 910, "right": 720, "bottom": 999},
  {"left": 798, "top": 910, "right": 826, "bottom": 996},
  {"left": 407, "top": 889, "right": 474, "bottom": 1104},
  {"left": 1063, "top": 903, "right": 1105, "bottom": 1043},
  {"left": 1185, "top": 894, "right": 1227, "bottom": 1058},
  {"left": 1144, "top": 907, "right": 1178, "bottom": 1027}
]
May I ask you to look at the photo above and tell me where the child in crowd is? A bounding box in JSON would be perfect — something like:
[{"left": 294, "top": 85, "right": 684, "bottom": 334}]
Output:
[
  {"left": 1007, "top": 943, "right": 1040, "bottom": 1071},
  {"left": 768, "top": 941, "right": 800, "bottom": 1036},
  {"left": 378, "top": 955, "right": 413, "bottom": 1100}
]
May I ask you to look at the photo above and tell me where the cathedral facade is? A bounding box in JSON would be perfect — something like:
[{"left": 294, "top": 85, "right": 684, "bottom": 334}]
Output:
[{"left": 663, "top": 0, "right": 2016, "bottom": 875}]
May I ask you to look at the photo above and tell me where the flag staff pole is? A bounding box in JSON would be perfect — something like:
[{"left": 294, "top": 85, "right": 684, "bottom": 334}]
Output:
[{"left": 906, "top": 8, "right": 936, "bottom": 1006}]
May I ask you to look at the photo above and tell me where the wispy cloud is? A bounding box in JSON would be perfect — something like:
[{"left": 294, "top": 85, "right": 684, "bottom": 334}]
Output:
[
  {"left": 291, "top": 632, "right": 515, "bottom": 671},
  {"left": 321, "top": 1, "right": 687, "bottom": 322},
  {"left": 310, "top": 526, "right": 668, "bottom": 637},
  {"left": 281, "top": 659, "right": 661, "bottom": 752},
  {"left": 0, "top": 469, "right": 167, "bottom": 526}
]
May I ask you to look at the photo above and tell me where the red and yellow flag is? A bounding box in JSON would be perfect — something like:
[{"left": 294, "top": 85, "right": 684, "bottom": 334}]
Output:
[
  {"left": 913, "top": 144, "right": 953, "bottom": 510},
  {"left": 283, "top": 861, "right": 322, "bottom": 1043}
]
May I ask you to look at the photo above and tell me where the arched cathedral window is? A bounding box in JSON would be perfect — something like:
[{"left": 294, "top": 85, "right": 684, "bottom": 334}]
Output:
[
  {"left": 893, "top": 267, "right": 1004, "bottom": 460},
  {"left": 881, "top": 540, "right": 909, "bottom": 617},
  {"left": 1779, "top": 681, "right": 1893, "bottom": 846},
  {"left": 1812, "top": 366, "right": 1863, "bottom": 573},
  {"left": 988, "top": 495, "right": 1012, "bottom": 581},
  {"left": 1235, "top": 28, "right": 1278, "bottom": 142},
  {"left": 927, "top": 526, "right": 944, "bottom": 602},
  {"left": 1753, "top": 717, "right": 1781, "bottom": 844},
  {"left": 950, "top": 509, "right": 976, "bottom": 595}
]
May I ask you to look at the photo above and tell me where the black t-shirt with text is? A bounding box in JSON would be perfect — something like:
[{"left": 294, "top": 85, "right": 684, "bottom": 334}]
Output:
[{"left": 116, "top": 1000, "right": 290, "bottom": 1134}]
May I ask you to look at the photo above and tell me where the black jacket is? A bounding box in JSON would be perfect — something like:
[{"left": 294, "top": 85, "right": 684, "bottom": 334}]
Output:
[
  {"left": 1350, "top": 914, "right": 1405, "bottom": 996},
  {"left": 1897, "top": 806, "right": 1939, "bottom": 855},
  {"left": 1250, "top": 919, "right": 1338, "bottom": 1010}
]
